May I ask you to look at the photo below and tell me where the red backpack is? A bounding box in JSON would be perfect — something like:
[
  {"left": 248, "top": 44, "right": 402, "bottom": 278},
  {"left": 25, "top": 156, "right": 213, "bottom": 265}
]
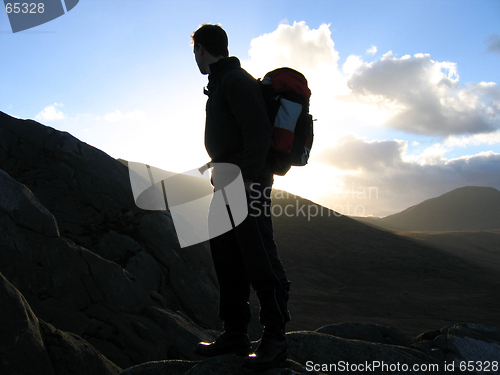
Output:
[{"left": 260, "top": 68, "right": 314, "bottom": 176}]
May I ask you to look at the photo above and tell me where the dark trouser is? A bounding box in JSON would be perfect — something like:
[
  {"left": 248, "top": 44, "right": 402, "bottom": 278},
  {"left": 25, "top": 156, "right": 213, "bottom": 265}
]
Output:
[{"left": 209, "top": 182, "right": 290, "bottom": 328}]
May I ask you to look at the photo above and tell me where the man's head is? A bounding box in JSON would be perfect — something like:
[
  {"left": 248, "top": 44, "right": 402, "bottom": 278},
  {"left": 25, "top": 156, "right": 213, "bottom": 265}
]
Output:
[{"left": 192, "top": 24, "right": 229, "bottom": 75}]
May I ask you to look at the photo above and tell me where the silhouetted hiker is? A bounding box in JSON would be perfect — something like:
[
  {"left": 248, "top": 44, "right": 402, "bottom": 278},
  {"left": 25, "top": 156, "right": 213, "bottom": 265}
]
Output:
[{"left": 191, "top": 24, "right": 291, "bottom": 370}]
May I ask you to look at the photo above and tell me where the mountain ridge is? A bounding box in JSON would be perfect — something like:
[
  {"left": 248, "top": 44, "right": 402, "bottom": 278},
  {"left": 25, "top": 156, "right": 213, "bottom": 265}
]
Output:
[{"left": 357, "top": 186, "right": 500, "bottom": 232}]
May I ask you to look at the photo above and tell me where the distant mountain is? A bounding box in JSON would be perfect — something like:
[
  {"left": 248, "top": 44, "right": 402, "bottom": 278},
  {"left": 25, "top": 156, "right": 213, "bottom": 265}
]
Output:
[{"left": 359, "top": 186, "right": 500, "bottom": 232}]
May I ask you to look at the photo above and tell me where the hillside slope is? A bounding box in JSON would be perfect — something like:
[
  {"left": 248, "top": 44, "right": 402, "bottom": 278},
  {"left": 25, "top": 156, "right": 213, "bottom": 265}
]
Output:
[
  {"left": 271, "top": 191, "right": 500, "bottom": 336},
  {"left": 398, "top": 230, "right": 500, "bottom": 273},
  {"left": 359, "top": 186, "right": 500, "bottom": 232}
]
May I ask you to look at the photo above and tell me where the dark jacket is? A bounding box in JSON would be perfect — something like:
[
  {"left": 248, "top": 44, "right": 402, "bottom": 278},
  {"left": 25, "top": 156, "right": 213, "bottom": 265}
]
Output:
[{"left": 205, "top": 57, "right": 272, "bottom": 183}]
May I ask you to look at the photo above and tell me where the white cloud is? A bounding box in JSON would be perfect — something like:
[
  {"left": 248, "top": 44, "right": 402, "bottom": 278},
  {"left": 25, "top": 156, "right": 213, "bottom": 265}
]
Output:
[
  {"left": 445, "top": 131, "right": 500, "bottom": 148},
  {"left": 366, "top": 45, "right": 377, "bottom": 55},
  {"left": 35, "top": 103, "right": 65, "bottom": 121},
  {"left": 242, "top": 21, "right": 348, "bottom": 104},
  {"left": 417, "top": 143, "right": 449, "bottom": 165},
  {"left": 244, "top": 21, "right": 339, "bottom": 75},
  {"left": 346, "top": 53, "right": 500, "bottom": 136},
  {"left": 342, "top": 55, "right": 363, "bottom": 76}
]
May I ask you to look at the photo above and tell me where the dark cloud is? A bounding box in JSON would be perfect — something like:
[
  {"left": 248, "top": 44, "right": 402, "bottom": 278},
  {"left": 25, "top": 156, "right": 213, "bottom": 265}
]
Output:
[
  {"left": 314, "top": 135, "right": 405, "bottom": 171},
  {"left": 485, "top": 34, "right": 500, "bottom": 54},
  {"left": 315, "top": 136, "right": 500, "bottom": 217},
  {"left": 354, "top": 152, "right": 500, "bottom": 217}
]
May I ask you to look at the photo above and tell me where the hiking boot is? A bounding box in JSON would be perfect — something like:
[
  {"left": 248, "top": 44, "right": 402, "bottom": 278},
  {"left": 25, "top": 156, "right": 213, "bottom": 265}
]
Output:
[
  {"left": 195, "top": 331, "right": 252, "bottom": 357},
  {"left": 244, "top": 325, "right": 288, "bottom": 370}
]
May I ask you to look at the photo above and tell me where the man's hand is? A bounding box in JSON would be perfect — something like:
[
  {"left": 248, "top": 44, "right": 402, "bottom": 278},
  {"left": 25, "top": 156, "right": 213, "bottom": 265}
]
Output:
[{"left": 198, "top": 162, "right": 211, "bottom": 175}]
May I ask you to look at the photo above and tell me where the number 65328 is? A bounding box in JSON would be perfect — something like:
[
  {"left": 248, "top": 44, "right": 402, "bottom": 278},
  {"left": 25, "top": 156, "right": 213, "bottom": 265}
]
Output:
[{"left": 5, "top": 3, "right": 45, "bottom": 14}]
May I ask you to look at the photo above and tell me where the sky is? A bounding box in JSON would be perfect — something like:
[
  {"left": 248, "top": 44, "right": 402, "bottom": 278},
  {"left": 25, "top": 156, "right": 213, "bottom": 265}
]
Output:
[{"left": 1, "top": 0, "right": 500, "bottom": 217}]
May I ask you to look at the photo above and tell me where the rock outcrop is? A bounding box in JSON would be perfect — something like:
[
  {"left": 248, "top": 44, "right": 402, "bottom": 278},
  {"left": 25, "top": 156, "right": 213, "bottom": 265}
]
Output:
[
  {"left": 411, "top": 323, "right": 500, "bottom": 368},
  {"left": 0, "top": 167, "right": 217, "bottom": 370},
  {"left": 0, "top": 111, "right": 221, "bottom": 332},
  {"left": 0, "top": 112, "right": 225, "bottom": 370},
  {"left": 121, "top": 323, "right": 500, "bottom": 374},
  {"left": 0, "top": 272, "right": 122, "bottom": 375}
]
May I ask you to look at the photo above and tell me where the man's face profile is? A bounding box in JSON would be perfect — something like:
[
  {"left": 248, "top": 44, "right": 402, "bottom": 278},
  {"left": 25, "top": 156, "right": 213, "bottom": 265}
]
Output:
[{"left": 194, "top": 44, "right": 208, "bottom": 75}]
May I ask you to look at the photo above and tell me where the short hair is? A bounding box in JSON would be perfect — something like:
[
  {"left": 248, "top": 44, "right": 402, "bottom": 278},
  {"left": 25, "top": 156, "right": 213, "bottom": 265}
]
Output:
[{"left": 191, "top": 24, "right": 229, "bottom": 58}]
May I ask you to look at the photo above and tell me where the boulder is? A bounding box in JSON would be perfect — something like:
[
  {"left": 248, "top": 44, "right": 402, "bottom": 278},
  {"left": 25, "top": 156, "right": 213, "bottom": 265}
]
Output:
[
  {"left": 137, "top": 211, "right": 220, "bottom": 328},
  {"left": 287, "top": 331, "right": 438, "bottom": 374},
  {"left": 0, "top": 111, "right": 138, "bottom": 245},
  {"left": 0, "top": 272, "right": 121, "bottom": 375},
  {"left": 119, "top": 360, "right": 197, "bottom": 375},
  {"left": 316, "top": 322, "right": 408, "bottom": 347},
  {"left": 40, "top": 320, "right": 122, "bottom": 375},
  {"left": 0, "top": 168, "right": 59, "bottom": 238},
  {"left": 95, "top": 230, "right": 143, "bottom": 264},
  {"left": 411, "top": 323, "right": 500, "bottom": 373},
  {"left": 126, "top": 250, "right": 165, "bottom": 293},
  {"left": 0, "top": 272, "right": 54, "bottom": 375},
  {"left": 446, "top": 324, "right": 500, "bottom": 373}
]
